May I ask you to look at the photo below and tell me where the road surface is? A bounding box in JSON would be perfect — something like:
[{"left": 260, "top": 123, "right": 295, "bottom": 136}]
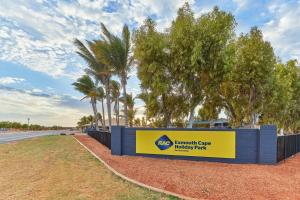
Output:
[{"left": 0, "top": 130, "right": 76, "bottom": 144}]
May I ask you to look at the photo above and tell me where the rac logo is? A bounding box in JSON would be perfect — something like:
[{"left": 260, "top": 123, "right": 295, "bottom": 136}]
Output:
[{"left": 155, "top": 135, "right": 173, "bottom": 150}]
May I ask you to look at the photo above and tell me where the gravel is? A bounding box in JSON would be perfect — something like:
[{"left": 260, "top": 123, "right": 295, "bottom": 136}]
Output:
[{"left": 75, "top": 135, "right": 299, "bottom": 200}]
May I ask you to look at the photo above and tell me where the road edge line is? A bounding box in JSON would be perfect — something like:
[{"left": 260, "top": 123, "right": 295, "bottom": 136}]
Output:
[{"left": 73, "top": 135, "right": 197, "bottom": 200}]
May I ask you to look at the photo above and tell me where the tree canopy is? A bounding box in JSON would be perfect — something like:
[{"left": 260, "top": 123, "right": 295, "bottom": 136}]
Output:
[
  {"left": 73, "top": 2, "right": 300, "bottom": 133},
  {"left": 133, "top": 3, "right": 300, "bottom": 132}
]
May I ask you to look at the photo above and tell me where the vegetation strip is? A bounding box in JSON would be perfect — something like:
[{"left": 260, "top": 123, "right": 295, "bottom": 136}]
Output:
[{"left": 73, "top": 136, "right": 195, "bottom": 200}]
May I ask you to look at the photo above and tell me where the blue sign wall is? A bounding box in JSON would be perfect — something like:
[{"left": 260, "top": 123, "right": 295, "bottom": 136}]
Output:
[{"left": 111, "top": 125, "right": 277, "bottom": 164}]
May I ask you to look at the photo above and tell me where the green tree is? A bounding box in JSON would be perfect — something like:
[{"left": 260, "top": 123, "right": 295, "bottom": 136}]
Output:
[
  {"left": 87, "top": 115, "right": 94, "bottom": 126},
  {"left": 263, "top": 60, "right": 300, "bottom": 132},
  {"left": 169, "top": 3, "right": 199, "bottom": 127},
  {"left": 92, "top": 23, "right": 133, "bottom": 127},
  {"left": 96, "top": 112, "right": 103, "bottom": 127},
  {"left": 120, "top": 94, "right": 136, "bottom": 127},
  {"left": 198, "top": 97, "right": 221, "bottom": 121},
  {"left": 97, "top": 86, "right": 106, "bottom": 130},
  {"left": 77, "top": 116, "right": 89, "bottom": 130},
  {"left": 74, "top": 39, "right": 113, "bottom": 130},
  {"left": 72, "top": 75, "right": 99, "bottom": 130},
  {"left": 237, "top": 27, "right": 276, "bottom": 126},
  {"left": 287, "top": 61, "right": 300, "bottom": 132},
  {"left": 134, "top": 4, "right": 235, "bottom": 127},
  {"left": 181, "top": 5, "right": 235, "bottom": 127},
  {"left": 218, "top": 27, "right": 276, "bottom": 127},
  {"left": 110, "top": 80, "right": 121, "bottom": 125},
  {"left": 134, "top": 118, "right": 141, "bottom": 127},
  {"left": 134, "top": 17, "right": 189, "bottom": 127},
  {"left": 141, "top": 117, "right": 147, "bottom": 127}
]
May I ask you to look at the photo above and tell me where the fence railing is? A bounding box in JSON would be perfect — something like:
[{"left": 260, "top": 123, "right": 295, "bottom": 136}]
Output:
[
  {"left": 277, "top": 134, "right": 300, "bottom": 162},
  {"left": 87, "top": 130, "right": 111, "bottom": 149}
]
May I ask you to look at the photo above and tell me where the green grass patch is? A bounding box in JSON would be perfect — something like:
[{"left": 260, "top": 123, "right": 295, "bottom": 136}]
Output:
[{"left": 0, "top": 136, "right": 177, "bottom": 200}]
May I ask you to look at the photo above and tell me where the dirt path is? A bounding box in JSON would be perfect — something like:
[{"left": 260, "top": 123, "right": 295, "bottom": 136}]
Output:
[{"left": 75, "top": 135, "right": 299, "bottom": 200}]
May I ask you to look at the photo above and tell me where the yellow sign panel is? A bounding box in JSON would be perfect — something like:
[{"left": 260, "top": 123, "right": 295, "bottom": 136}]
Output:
[{"left": 136, "top": 130, "right": 236, "bottom": 158}]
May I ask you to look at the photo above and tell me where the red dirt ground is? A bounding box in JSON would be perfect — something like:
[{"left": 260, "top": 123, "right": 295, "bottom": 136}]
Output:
[{"left": 74, "top": 135, "right": 299, "bottom": 200}]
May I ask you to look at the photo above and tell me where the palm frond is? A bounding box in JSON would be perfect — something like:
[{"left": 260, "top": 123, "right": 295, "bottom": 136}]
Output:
[
  {"left": 122, "top": 24, "right": 130, "bottom": 64},
  {"left": 120, "top": 93, "right": 135, "bottom": 108},
  {"left": 96, "top": 86, "right": 105, "bottom": 100},
  {"left": 74, "top": 39, "right": 100, "bottom": 71},
  {"left": 72, "top": 75, "right": 96, "bottom": 98},
  {"left": 101, "top": 23, "right": 114, "bottom": 43},
  {"left": 80, "top": 96, "right": 89, "bottom": 101},
  {"left": 110, "top": 80, "right": 121, "bottom": 99},
  {"left": 97, "top": 23, "right": 131, "bottom": 76}
]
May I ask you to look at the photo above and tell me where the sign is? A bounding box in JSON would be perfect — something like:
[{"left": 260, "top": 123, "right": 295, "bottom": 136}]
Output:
[{"left": 136, "top": 130, "right": 236, "bottom": 158}]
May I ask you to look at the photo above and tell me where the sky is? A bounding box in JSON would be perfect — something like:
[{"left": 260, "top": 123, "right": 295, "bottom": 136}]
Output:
[{"left": 0, "top": 0, "right": 299, "bottom": 126}]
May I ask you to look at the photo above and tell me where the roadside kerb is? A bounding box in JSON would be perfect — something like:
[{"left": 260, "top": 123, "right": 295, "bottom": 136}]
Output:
[{"left": 72, "top": 135, "right": 196, "bottom": 200}]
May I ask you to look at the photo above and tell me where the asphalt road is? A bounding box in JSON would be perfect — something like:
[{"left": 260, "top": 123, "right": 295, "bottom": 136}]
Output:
[{"left": 0, "top": 130, "right": 76, "bottom": 144}]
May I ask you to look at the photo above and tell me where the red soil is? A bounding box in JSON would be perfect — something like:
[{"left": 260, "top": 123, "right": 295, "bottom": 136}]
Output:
[{"left": 74, "top": 135, "right": 299, "bottom": 200}]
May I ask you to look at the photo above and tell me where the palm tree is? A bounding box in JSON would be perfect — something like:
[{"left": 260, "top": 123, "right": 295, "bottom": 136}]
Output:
[
  {"left": 96, "top": 112, "right": 103, "bottom": 126},
  {"left": 72, "top": 75, "right": 99, "bottom": 130},
  {"left": 97, "top": 86, "right": 106, "bottom": 130},
  {"left": 120, "top": 94, "right": 136, "bottom": 127},
  {"left": 77, "top": 116, "right": 89, "bottom": 131},
  {"left": 92, "top": 23, "right": 133, "bottom": 127},
  {"left": 87, "top": 115, "right": 94, "bottom": 126},
  {"left": 74, "top": 39, "right": 113, "bottom": 131},
  {"left": 81, "top": 116, "right": 89, "bottom": 124},
  {"left": 110, "top": 80, "right": 121, "bottom": 125}
]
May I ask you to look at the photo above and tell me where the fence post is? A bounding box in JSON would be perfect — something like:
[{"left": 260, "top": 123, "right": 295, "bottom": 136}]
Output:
[
  {"left": 111, "top": 126, "right": 124, "bottom": 155},
  {"left": 259, "top": 125, "right": 277, "bottom": 164},
  {"left": 296, "top": 133, "right": 300, "bottom": 153},
  {"left": 298, "top": 134, "right": 300, "bottom": 153}
]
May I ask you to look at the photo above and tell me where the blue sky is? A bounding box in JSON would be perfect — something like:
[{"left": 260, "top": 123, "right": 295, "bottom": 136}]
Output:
[{"left": 0, "top": 0, "right": 299, "bottom": 126}]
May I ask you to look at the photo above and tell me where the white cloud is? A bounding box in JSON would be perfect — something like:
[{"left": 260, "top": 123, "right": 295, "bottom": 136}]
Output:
[
  {"left": 233, "top": 0, "right": 249, "bottom": 10},
  {"left": 0, "top": 77, "right": 25, "bottom": 85},
  {"left": 262, "top": 1, "right": 300, "bottom": 61},
  {"left": 1, "top": 0, "right": 298, "bottom": 79},
  {"left": 0, "top": 86, "right": 91, "bottom": 126},
  {"left": 31, "top": 88, "right": 43, "bottom": 93},
  {"left": 0, "top": 0, "right": 197, "bottom": 78},
  {"left": 0, "top": 1, "right": 204, "bottom": 125}
]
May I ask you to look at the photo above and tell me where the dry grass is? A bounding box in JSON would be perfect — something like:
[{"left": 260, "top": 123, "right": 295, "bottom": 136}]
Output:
[{"left": 0, "top": 136, "right": 176, "bottom": 200}]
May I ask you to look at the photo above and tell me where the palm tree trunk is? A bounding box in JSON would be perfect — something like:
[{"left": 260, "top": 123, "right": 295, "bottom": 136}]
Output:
[
  {"left": 105, "top": 80, "right": 112, "bottom": 131},
  {"left": 117, "top": 97, "right": 120, "bottom": 125},
  {"left": 99, "top": 115, "right": 103, "bottom": 126},
  {"left": 101, "top": 99, "right": 106, "bottom": 130},
  {"left": 91, "top": 98, "right": 99, "bottom": 130},
  {"left": 121, "top": 76, "right": 128, "bottom": 127},
  {"left": 114, "top": 101, "right": 118, "bottom": 125}
]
